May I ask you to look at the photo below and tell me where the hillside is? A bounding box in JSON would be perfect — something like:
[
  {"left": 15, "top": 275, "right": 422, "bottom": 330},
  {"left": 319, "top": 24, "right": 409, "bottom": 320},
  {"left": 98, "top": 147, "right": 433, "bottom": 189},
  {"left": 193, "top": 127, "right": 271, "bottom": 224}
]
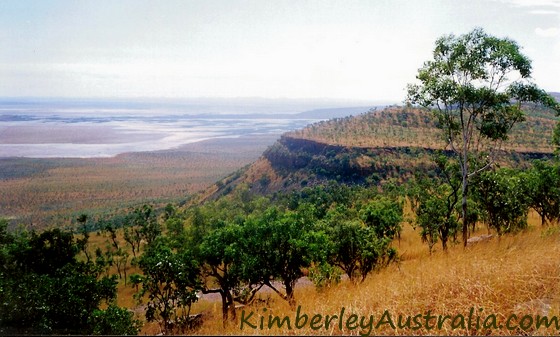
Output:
[
  {"left": 5, "top": 103, "right": 558, "bottom": 335},
  {"left": 205, "top": 105, "right": 558, "bottom": 200}
]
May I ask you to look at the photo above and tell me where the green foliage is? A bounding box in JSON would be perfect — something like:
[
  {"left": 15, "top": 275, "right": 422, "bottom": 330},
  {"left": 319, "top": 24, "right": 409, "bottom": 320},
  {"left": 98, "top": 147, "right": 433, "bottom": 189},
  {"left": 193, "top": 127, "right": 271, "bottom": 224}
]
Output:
[
  {"left": 407, "top": 27, "right": 558, "bottom": 246},
  {"left": 415, "top": 185, "right": 460, "bottom": 253},
  {"left": 359, "top": 197, "right": 403, "bottom": 240},
  {"left": 283, "top": 182, "right": 357, "bottom": 218},
  {"left": 132, "top": 204, "right": 161, "bottom": 245},
  {"left": 198, "top": 222, "right": 246, "bottom": 323},
  {"left": 15, "top": 228, "right": 77, "bottom": 275},
  {"left": 123, "top": 226, "right": 142, "bottom": 259},
  {"left": 137, "top": 238, "right": 201, "bottom": 334},
  {"left": 327, "top": 220, "right": 396, "bottom": 282},
  {"left": 472, "top": 168, "right": 530, "bottom": 235},
  {"left": 164, "top": 215, "right": 187, "bottom": 249},
  {"left": 241, "top": 207, "right": 329, "bottom": 305},
  {"left": 522, "top": 160, "right": 560, "bottom": 226},
  {"left": 0, "top": 226, "right": 130, "bottom": 334},
  {"left": 409, "top": 154, "right": 462, "bottom": 252},
  {"left": 308, "top": 262, "right": 341, "bottom": 290},
  {"left": 89, "top": 304, "right": 142, "bottom": 335},
  {"left": 553, "top": 122, "right": 560, "bottom": 153},
  {"left": 122, "top": 204, "right": 164, "bottom": 271}
]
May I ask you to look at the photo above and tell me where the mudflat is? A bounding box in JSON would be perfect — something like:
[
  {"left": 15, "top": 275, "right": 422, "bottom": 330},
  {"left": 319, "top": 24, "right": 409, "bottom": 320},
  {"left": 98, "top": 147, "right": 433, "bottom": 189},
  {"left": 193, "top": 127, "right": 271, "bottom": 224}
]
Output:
[{"left": 0, "top": 123, "right": 164, "bottom": 144}]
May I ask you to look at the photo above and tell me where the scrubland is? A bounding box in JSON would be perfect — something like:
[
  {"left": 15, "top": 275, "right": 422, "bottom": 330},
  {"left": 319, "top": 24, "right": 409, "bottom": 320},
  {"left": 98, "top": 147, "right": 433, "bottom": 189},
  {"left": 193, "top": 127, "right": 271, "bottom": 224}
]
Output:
[
  {"left": 0, "top": 136, "right": 272, "bottom": 228},
  {"left": 93, "top": 211, "right": 560, "bottom": 336}
]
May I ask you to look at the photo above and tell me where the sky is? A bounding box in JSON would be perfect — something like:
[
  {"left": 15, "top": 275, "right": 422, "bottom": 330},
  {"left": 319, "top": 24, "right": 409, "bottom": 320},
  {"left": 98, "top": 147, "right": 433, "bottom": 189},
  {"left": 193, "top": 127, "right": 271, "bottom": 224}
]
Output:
[{"left": 0, "top": 0, "right": 559, "bottom": 103}]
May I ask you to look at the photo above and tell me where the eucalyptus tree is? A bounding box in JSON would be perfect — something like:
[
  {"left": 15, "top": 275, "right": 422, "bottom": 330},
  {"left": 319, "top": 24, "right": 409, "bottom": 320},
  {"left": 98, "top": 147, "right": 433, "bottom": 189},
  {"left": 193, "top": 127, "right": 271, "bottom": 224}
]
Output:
[{"left": 407, "top": 28, "right": 560, "bottom": 246}]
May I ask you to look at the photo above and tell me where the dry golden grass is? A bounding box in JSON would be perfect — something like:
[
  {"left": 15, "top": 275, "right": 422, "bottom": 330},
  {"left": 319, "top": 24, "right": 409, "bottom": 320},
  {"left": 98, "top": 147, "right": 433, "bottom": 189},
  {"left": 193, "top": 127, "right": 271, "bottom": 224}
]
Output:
[
  {"left": 188, "top": 214, "right": 560, "bottom": 336},
  {"left": 79, "top": 193, "right": 560, "bottom": 335},
  {"left": 78, "top": 207, "right": 560, "bottom": 335}
]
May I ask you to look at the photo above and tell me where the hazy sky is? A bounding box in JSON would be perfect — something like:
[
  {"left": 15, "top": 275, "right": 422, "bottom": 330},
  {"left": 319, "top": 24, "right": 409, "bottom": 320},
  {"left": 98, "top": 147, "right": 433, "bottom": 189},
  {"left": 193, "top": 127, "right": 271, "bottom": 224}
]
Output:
[{"left": 1, "top": 0, "right": 559, "bottom": 102}]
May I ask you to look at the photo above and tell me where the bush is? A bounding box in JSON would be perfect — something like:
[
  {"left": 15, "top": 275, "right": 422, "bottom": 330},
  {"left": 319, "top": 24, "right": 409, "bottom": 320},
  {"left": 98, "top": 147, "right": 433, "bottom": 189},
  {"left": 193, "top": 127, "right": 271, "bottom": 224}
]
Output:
[
  {"left": 89, "top": 304, "right": 142, "bottom": 335},
  {"left": 308, "top": 262, "right": 341, "bottom": 290}
]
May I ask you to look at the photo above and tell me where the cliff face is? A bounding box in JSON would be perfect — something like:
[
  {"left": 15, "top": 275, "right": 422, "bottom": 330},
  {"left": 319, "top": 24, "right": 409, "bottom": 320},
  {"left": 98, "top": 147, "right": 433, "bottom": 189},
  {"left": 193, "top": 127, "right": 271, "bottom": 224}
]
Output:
[
  {"left": 264, "top": 136, "right": 358, "bottom": 175},
  {"left": 205, "top": 105, "right": 558, "bottom": 200},
  {"left": 264, "top": 135, "right": 438, "bottom": 182},
  {"left": 206, "top": 135, "right": 553, "bottom": 202}
]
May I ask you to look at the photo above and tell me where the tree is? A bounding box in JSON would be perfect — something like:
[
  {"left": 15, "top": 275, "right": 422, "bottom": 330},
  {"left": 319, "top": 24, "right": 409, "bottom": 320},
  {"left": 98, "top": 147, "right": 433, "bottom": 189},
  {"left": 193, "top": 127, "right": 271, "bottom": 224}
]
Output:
[
  {"left": 198, "top": 223, "right": 247, "bottom": 324},
  {"left": 415, "top": 186, "right": 461, "bottom": 253},
  {"left": 523, "top": 160, "right": 560, "bottom": 226},
  {"left": 76, "top": 214, "right": 92, "bottom": 263},
  {"left": 328, "top": 220, "right": 362, "bottom": 281},
  {"left": 123, "top": 226, "right": 142, "bottom": 259},
  {"left": 137, "top": 238, "right": 200, "bottom": 334},
  {"left": 0, "top": 219, "right": 12, "bottom": 272},
  {"left": 132, "top": 204, "right": 161, "bottom": 245},
  {"left": 0, "top": 227, "right": 125, "bottom": 334},
  {"left": 407, "top": 28, "right": 560, "bottom": 246},
  {"left": 553, "top": 122, "right": 560, "bottom": 153},
  {"left": 124, "top": 205, "right": 162, "bottom": 266},
  {"left": 113, "top": 248, "right": 130, "bottom": 284},
  {"left": 472, "top": 168, "right": 529, "bottom": 236},
  {"left": 328, "top": 220, "right": 396, "bottom": 282},
  {"left": 240, "top": 206, "right": 329, "bottom": 306},
  {"left": 89, "top": 304, "right": 142, "bottom": 335},
  {"left": 101, "top": 222, "right": 129, "bottom": 283},
  {"left": 410, "top": 154, "right": 462, "bottom": 252},
  {"left": 359, "top": 197, "right": 403, "bottom": 240}
]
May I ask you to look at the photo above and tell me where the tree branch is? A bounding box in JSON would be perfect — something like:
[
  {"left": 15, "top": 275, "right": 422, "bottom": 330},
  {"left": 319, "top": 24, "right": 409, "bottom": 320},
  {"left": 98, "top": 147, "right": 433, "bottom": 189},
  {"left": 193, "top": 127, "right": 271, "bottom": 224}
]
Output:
[
  {"left": 234, "top": 283, "right": 265, "bottom": 305},
  {"left": 263, "top": 280, "right": 288, "bottom": 302}
]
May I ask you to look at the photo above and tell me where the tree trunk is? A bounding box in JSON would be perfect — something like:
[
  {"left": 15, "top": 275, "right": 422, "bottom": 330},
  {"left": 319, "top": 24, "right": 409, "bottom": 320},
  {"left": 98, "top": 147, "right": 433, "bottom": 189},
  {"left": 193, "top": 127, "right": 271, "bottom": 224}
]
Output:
[
  {"left": 462, "top": 141, "right": 469, "bottom": 247},
  {"left": 285, "top": 280, "right": 296, "bottom": 308},
  {"left": 441, "top": 226, "right": 448, "bottom": 252},
  {"left": 344, "top": 265, "right": 357, "bottom": 283},
  {"left": 227, "top": 291, "right": 236, "bottom": 320},
  {"left": 220, "top": 291, "right": 228, "bottom": 327}
]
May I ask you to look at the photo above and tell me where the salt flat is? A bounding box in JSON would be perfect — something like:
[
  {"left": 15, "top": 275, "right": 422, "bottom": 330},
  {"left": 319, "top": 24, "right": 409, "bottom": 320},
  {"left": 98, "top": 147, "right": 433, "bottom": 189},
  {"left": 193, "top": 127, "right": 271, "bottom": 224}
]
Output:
[{"left": 0, "top": 101, "right": 324, "bottom": 157}]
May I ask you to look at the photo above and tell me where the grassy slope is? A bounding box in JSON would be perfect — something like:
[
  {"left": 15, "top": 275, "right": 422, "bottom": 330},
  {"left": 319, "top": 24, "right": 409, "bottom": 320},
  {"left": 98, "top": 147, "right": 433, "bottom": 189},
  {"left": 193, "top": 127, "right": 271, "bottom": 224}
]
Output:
[
  {"left": 188, "top": 212, "right": 560, "bottom": 336},
  {"left": 90, "top": 207, "right": 560, "bottom": 335},
  {"left": 84, "top": 104, "right": 560, "bottom": 335}
]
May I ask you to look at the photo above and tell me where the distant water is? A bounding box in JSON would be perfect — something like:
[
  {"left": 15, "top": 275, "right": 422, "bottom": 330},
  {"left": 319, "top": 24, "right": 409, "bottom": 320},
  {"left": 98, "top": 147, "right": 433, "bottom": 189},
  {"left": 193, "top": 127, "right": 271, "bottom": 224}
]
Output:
[{"left": 0, "top": 99, "right": 343, "bottom": 158}]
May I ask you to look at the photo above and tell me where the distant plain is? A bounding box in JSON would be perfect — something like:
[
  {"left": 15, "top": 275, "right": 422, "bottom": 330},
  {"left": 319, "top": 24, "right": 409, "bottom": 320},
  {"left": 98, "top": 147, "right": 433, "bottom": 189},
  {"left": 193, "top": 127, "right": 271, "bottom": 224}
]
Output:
[{"left": 0, "top": 99, "right": 372, "bottom": 227}]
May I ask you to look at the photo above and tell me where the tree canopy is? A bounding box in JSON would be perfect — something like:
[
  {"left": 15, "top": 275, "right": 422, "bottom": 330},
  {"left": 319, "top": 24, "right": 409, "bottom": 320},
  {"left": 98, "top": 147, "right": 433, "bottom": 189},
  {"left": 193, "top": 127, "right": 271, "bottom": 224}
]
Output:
[{"left": 407, "top": 28, "right": 560, "bottom": 246}]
